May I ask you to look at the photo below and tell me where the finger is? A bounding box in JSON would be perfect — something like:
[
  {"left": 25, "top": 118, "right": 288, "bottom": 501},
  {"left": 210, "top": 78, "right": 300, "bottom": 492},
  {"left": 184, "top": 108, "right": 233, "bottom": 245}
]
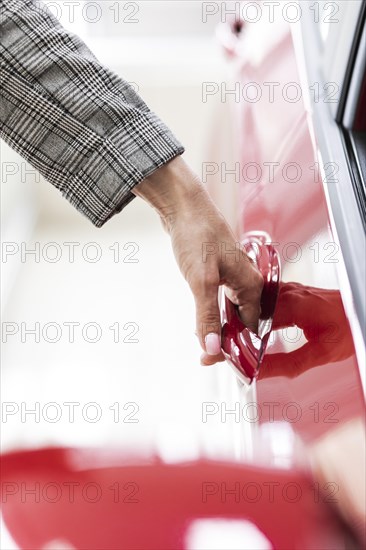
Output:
[
  {"left": 192, "top": 272, "right": 222, "bottom": 357},
  {"left": 224, "top": 259, "right": 263, "bottom": 333},
  {"left": 200, "top": 350, "right": 225, "bottom": 366}
]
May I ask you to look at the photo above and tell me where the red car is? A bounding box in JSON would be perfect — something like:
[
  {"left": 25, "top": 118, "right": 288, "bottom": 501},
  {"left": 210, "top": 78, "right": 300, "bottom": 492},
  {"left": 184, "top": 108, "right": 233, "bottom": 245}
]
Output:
[{"left": 1, "top": 2, "right": 365, "bottom": 549}]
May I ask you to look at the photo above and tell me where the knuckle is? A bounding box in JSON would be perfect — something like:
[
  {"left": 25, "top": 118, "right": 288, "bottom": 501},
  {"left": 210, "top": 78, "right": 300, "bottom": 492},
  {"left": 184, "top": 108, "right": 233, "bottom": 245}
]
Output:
[
  {"left": 191, "top": 270, "right": 219, "bottom": 295},
  {"left": 199, "top": 318, "right": 221, "bottom": 336},
  {"left": 233, "top": 269, "right": 263, "bottom": 303},
  {"left": 197, "top": 307, "right": 220, "bottom": 332}
]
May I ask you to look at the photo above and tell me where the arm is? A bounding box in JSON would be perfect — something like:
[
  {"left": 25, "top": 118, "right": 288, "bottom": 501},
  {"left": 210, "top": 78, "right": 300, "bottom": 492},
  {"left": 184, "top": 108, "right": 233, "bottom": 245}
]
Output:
[
  {"left": 0, "top": 0, "right": 184, "bottom": 226},
  {"left": 0, "top": 0, "right": 263, "bottom": 360}
]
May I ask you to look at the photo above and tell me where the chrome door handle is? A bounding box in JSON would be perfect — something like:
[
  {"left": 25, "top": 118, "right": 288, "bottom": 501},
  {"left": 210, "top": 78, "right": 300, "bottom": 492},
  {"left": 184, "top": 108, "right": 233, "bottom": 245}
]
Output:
[{"left": 220, "top": 232, "right": 281, "bottom": 385}]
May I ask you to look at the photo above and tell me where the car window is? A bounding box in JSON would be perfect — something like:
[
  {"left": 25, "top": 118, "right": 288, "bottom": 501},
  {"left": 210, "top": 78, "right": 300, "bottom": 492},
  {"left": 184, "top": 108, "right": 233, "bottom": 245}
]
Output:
[{"left": 338, "top": 3, "right": 366, "bottom": 230}]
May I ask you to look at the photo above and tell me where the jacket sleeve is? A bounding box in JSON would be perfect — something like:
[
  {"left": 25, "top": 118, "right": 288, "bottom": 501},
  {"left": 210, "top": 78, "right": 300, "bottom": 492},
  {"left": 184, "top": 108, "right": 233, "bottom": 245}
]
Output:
[{"left": 0, "top": 0, "right": 185, "bottom": 227}]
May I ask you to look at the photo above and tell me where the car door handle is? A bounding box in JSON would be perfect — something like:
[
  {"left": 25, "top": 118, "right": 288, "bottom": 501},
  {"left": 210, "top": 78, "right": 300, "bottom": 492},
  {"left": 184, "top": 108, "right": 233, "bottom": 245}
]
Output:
[
  {"left": 216, "top": 19, "right": 244, "bottom": 58},
  {"left": 220, "top": 232, "right": 281, "bottom": 385}
]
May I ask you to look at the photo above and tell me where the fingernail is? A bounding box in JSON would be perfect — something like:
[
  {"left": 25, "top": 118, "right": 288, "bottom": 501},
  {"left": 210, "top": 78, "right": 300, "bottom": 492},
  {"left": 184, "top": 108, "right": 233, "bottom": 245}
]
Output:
[{"left": 205, "top": 333, "right": 221, "bottom": 355}]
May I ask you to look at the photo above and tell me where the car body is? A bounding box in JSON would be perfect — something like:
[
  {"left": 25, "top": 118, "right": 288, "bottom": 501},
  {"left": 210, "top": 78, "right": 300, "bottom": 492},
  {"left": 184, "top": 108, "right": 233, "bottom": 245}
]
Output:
[{"left": 1, "top": 2, "right": 365, "bottom": 549}]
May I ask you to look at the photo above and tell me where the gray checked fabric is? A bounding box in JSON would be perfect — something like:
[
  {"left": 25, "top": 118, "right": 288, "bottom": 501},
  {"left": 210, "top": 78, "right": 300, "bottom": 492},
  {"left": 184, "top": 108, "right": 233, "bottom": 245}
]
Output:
[{"left": 0, "top": 0, "right": 185, "bottom": 226}]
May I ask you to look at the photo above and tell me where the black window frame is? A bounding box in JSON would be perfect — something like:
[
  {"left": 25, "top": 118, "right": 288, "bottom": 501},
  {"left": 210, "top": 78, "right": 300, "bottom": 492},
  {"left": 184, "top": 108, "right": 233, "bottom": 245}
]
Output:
[{"left": 337, "top": 1, "right": 366, "bottom": 232}]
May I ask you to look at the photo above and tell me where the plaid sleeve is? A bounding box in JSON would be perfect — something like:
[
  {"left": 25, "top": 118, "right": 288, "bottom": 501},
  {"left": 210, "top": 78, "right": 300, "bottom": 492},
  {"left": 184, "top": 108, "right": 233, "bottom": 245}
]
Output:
[{"left": 0, "top": 0, "right": 185, "bottom": 227}]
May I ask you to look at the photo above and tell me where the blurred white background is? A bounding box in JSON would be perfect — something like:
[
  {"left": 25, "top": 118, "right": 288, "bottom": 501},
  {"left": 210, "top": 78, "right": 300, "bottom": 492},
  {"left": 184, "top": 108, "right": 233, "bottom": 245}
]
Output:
[{"left": 1, "top": 1, "right": 245, "bottom": 468}]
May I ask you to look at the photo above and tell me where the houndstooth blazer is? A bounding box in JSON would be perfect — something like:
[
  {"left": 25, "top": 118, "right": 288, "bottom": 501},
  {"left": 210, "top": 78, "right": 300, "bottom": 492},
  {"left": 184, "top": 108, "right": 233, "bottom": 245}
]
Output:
[{"left": 0, "top": 0, "right": 185, "bottom": 226}]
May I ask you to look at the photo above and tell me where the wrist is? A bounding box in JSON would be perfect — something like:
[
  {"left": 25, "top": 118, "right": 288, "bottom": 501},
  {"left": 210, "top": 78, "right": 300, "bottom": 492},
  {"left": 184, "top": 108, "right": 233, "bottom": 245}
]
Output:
[{"left": 132, "top": 156, "right": 203, "bottom": 229}]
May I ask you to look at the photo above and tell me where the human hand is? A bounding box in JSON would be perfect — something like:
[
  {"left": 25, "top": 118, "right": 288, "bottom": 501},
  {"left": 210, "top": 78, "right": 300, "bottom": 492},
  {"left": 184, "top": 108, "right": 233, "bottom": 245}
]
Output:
[
  {"left": 259, "top": 282, "right": 354, "bottom": 379},
  {"left": 133, "top": 156, "right": 263, "bottom": 365}
]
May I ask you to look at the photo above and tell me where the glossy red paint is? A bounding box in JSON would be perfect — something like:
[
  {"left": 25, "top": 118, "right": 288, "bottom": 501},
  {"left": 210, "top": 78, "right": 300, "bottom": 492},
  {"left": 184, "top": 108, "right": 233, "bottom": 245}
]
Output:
[
  {"left": 217, "top": 13, "right": 366, "bottom": 545},
  {"left": 0, "top": 447, "right": 356, "bottom": 550},
  {"left": 231, "top": 22, "right": 365, "bottom": 443}
]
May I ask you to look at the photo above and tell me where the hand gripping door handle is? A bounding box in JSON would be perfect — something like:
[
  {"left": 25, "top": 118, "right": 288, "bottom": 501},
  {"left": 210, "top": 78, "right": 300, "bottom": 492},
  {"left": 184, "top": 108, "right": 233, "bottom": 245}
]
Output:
[{"left": 220, "top": 232, "right": 281, "bottom": 385}]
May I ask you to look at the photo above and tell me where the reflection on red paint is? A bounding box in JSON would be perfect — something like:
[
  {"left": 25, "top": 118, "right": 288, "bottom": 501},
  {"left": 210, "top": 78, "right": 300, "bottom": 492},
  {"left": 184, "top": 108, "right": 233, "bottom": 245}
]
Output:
[
  {"left": 259, "top": 282, "right": 355, "bottom": 380},
  {"left": 0, "top": 447, "right": 357, "bottom": 550}
]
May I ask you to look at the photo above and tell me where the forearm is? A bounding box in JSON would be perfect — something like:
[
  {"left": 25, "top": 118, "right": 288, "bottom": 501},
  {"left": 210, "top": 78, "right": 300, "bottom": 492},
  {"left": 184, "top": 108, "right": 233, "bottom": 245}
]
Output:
[{"left": 0, "top": 0, "right": 184, "bottom": 227}]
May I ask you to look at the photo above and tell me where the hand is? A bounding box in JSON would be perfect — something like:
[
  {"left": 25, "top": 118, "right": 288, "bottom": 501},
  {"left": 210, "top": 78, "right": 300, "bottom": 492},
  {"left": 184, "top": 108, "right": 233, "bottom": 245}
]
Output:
[
  {"left": 133, "top": 156, "right": 263, "bottom": 365},
  {"left": 259, "top": 282, "right": 354, "bottom": 379}
]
